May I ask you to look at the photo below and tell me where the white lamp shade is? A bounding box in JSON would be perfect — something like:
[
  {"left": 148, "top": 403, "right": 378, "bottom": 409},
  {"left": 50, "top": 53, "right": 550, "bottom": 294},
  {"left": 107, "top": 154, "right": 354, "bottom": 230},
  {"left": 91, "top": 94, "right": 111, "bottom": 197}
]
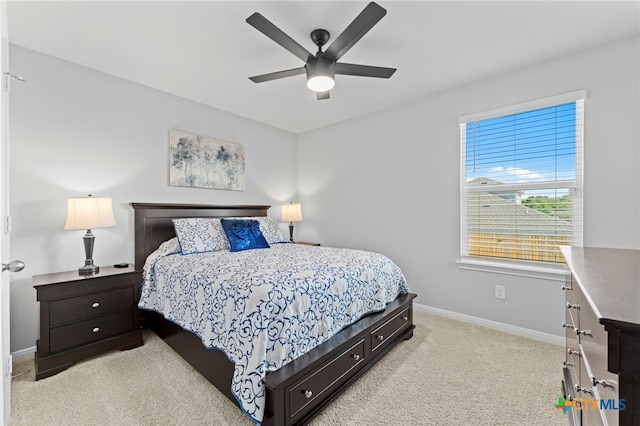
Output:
[
  {"left": 64, "top": 197, "right": 116, "bottom": 230},
  {"left": 281, "top": 203, "right": 303, "bottom": 222}
]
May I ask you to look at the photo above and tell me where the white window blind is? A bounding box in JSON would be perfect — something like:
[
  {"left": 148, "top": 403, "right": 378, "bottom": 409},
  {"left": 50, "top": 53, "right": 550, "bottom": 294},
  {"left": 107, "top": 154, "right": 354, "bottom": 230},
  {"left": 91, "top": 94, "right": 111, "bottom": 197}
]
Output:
[{"left": 460, "top": 91, "right": 584, "bottom": 265}]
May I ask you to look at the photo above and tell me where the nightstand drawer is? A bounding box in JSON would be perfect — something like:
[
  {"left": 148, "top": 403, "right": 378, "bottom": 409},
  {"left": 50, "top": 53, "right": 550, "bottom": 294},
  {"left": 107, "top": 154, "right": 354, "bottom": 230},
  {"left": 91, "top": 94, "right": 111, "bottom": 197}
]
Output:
[
  {"left": 50, "top": 287, "right": 134, "bottom": 326},
  {"left": 49, "top": 310, "right": 134, "bottom": 353}
]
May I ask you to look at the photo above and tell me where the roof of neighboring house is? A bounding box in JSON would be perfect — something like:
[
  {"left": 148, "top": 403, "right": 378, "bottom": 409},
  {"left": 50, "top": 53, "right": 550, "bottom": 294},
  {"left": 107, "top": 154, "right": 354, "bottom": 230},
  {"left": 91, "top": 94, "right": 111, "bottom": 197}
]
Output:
[{"left": 467, "top": 190, "right": 571, "bottom": 236}]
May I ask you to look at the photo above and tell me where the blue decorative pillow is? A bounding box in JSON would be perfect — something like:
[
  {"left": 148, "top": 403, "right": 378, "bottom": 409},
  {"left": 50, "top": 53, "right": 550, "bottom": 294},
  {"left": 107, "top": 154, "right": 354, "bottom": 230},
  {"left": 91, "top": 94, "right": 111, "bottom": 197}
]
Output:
[{"left": 220, "top": 219, "right": 270, "bottom": 252}]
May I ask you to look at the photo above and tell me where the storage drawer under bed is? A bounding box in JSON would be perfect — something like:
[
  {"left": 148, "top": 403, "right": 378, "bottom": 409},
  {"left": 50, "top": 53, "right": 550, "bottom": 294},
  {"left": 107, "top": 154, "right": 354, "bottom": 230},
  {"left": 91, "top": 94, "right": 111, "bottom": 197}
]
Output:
[
  {"left": 370, "top": 306, "right": 411, "bottom": 353},
  {"left": 287, "top": 338, "right": 365, "bottom": 419}
]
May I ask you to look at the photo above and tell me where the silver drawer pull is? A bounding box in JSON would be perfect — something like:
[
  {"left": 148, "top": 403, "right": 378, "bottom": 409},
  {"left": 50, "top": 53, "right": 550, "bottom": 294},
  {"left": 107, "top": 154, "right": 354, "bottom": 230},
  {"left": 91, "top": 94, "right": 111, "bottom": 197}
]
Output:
[
  {"left": 566, "top": 302, "right": 580, "bottom": 309},
  {"left": 92, "top": 302, "right": 100, "bottom": 308},
  {"left": 561, "top": 285, "right": 569, "bottom": 291},
  {"left": 576, "top": 329, "right": 592, "bottom": 337},
  {"left": 303, "top": 389, "right": 313, "bottom": 399},
  {"left": 567, "top": 348, "right": 582, "bottom": 357},
  {"left": 92, "top": 327, "right": 100, "bottom": 333},
  {"left": 351, "top": 354, "right": 361, "bottom": 361},
  {"left": 402, "top": 316, "right": 409, "bottom": 321},
  {"left": 561, "top": 322, "right": 576, "bottom": 330},
  {"left": 376, "top": 335, "right": 384, "bottom": 341},
  {"left": 592, "top": 377, "right": 614, "bottom": 388},
  {"left": 563, "top": 361, "right": 574, "bottom": 367},
  {"left": 575, "top": 384, "right": 593, "bottom": 395}
]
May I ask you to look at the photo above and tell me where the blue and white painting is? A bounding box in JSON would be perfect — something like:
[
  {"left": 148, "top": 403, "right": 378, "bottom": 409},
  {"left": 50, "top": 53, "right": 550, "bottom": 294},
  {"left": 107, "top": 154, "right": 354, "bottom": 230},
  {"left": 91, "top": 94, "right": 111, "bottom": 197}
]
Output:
[{"left": 169, "top": 129, "right": 245, "bottom": 191}]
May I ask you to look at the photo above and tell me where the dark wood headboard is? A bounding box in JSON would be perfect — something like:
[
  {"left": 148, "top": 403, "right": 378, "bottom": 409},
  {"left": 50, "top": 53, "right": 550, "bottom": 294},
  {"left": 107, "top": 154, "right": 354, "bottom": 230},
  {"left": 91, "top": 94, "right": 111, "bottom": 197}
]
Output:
[{"left": 130, "top": 203, "right": 270, "bottom": 269}]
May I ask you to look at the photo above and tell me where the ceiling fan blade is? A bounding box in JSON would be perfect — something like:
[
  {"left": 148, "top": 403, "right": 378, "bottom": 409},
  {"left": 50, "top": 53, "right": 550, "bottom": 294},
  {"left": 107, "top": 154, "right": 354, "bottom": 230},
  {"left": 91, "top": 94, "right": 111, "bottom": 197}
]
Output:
[
  {"left": 249, "top": 67, "right": 306, "bottom": 83},
  {"left": 316, "top": 91, "right": 330, "bottom": 100},
  {"left": 335, "top": 62, "right": 396, "bottom": 78},
  {"left": 323, "top": 2, "right": 387, "bottom": 61},
  {"left": 246, "top": 13, "right": 313, "bottom": 63}
]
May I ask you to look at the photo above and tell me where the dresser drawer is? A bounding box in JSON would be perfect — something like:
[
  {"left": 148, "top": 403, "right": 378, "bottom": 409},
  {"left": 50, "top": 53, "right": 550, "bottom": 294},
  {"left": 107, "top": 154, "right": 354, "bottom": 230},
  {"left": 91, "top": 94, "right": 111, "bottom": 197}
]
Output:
[
  {"left": 287, "top": 339, "right": 365, "bottom": 419},
  {"left": 49, "top": 310, "right": 134, "bottom": 353},
  {"left": 566, "top": 337, "right": 582, "bottom": 392},
  {"left": 576, "top": 289, "right": 618, "bottom": 387},
  {"left": 50, "top": 287, "right": 134, "bottom": 326},
  {"left": 370, "top": 307, "right": 411, "bottom": 353}
]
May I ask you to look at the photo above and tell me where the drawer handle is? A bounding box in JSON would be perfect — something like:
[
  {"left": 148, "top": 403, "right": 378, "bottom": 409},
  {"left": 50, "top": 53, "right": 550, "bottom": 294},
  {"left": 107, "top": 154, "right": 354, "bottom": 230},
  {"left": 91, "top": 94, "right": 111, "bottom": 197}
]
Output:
[
  {"left": 376, "top": 335, "right": 384, "bottom": 341},
  {"left": 563, "top": 361, "right": 574, "bottom": 367},
  {"left": 351, "top": 353, "right": 361, "bottom": 361},
  {"left": 561, "top": 285, "right": 570, "bottom": 291},
  {"left": 561, "top": 322, "right": 576, "bottom": 331},
  {"left": 303, "top": 389, "right": 313, "bottom": 399},
  {"left": 92, "top": 327, "right": 100, "bottom": 333},
  {"left": 575, "top": 384, "right": 593, "bottom": 395},
  {"left": 567, "top": 348, "right": 581, "bottom": 357},
  {"left": 92, "top": 302, "right": 100, "bottom": 308},
  {"left": 576, "top": 329, "right": 592, "bottom": 337},
  {"left": 566, "top": 302, "right": 580, "bottom": 310},
  {"left": 402, "top": 316, "right": 409, "bottom": 321},
  {"left": 592, "top": 377, "right": 614, "bottom": 388}
]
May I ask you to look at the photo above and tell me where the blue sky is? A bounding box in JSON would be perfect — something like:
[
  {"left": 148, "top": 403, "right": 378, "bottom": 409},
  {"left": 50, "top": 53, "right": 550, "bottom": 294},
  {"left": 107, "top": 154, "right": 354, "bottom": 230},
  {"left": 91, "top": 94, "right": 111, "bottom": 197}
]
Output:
[{"left": 465, "top": 102, "right": 577, "bottom": 187}]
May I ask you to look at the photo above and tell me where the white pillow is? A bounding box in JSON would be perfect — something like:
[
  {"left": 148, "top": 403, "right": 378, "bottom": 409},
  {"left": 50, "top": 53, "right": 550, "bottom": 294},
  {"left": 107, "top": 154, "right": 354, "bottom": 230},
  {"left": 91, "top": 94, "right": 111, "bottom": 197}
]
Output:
[
  {"left": 172, "top": 218, "right": 230, "bottom": 254},
  {"left": 235, "top": 216, "right": 289, "bottom": 244}
]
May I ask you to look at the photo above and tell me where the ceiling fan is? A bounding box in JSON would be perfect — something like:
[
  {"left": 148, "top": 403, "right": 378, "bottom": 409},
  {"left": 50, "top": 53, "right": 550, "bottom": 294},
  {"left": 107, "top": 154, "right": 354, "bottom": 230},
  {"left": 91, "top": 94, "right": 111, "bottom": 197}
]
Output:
[{"left": 246, "top": 2, "right": 396, "bottom": 100}]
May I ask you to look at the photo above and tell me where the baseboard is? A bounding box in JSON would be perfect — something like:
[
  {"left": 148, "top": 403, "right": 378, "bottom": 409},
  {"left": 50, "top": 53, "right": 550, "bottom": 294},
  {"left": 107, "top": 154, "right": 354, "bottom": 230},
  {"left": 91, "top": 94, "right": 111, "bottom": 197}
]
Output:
[
  {"left": 414, "top": 303, "right": 564, "bottom": 346},
  {"left": 12, "top": 346, "right": 36, "bottom": 361},
  {"left": 11, "top": 308, "right": 561, "bottom": 362}
]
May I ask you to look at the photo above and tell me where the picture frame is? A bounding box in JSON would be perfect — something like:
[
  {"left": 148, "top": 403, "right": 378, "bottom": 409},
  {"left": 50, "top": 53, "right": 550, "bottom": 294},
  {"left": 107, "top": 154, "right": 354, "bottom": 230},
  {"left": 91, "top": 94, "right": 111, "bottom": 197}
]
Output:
[{"left": 169, "top": 129, "right": 245, "bottom": 191}]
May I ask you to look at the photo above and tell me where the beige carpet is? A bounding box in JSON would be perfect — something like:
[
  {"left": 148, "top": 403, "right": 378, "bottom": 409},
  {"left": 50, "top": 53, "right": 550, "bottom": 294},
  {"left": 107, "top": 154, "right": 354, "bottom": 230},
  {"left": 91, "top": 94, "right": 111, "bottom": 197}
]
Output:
[{"left": 11, "top": 311, "right": 568, "bottom": 425}]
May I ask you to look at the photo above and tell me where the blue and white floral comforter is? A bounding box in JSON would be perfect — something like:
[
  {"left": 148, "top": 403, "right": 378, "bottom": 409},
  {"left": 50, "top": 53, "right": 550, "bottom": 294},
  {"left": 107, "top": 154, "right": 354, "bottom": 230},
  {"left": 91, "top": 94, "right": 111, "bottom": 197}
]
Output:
[{"left": 139, "top": 239, "right": 409, "bottom": 424}]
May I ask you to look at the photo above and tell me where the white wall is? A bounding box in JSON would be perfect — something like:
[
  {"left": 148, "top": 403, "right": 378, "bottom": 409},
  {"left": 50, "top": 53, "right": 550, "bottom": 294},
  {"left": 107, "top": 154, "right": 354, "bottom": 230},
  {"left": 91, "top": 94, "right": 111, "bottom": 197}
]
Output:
[
  {"left": 8, "top": 45, "right": 298, "bottom": 353},
  {"left": 297, "top": 36, "right": 640, "bottom": 337},
  {"left": 8, "top": 36, "right": 640, "bottom": 354}
]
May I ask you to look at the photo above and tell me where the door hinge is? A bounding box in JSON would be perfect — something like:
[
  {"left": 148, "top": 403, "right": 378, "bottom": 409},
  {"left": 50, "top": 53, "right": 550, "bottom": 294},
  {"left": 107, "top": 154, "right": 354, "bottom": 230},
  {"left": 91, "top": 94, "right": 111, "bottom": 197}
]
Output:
[
  {"left": 4, "top": 215, "right": 10, "bottom": 235},
  {"left": 3, "top": 72, "right": 26, "bottom": 93},
  {"left": 5, "top": 355, "right": 12, "bottom": 377}
]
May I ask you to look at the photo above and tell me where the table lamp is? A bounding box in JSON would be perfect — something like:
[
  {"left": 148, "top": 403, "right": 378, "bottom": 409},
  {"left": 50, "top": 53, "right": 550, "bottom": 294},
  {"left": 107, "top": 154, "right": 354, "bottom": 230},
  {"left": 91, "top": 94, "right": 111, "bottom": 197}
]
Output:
[
  {"left": 64, "top": 195, "right": 116, "bottom": 275},
  {"left": 281, "top": 202, "right": 303, "bottom": 242}
]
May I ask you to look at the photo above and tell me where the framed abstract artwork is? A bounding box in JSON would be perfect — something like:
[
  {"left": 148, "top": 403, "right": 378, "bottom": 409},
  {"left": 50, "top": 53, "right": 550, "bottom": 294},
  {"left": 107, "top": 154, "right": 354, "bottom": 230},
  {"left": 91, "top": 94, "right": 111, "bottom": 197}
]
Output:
[{"left": 169, "top": 129, "right": 245, "bottom": 191}]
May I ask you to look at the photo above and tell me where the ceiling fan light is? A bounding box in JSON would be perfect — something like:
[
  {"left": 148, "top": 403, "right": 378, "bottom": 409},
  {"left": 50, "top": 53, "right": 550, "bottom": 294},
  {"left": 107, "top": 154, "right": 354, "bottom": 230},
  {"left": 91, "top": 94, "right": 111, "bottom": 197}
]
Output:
[
  {"left": 307, "top": 75, "right": 335, "bottom": 92},
  {"left": 306, "top": 56, "right": 336, "bottom": 92}
]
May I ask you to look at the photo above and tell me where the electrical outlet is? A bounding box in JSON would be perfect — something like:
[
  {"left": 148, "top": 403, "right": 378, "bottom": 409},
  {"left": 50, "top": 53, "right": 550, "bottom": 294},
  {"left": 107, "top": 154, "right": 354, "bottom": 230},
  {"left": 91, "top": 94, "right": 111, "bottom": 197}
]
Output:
[{"left": 495, "top": 284, "right": 506, "bottom": 300}]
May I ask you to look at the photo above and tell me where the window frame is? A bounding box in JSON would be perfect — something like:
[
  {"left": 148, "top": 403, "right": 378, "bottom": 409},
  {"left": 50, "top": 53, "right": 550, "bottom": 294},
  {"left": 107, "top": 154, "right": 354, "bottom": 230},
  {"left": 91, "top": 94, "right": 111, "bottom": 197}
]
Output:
[{"left": 458, "top": 90, "right": 586, "bottom": 280}]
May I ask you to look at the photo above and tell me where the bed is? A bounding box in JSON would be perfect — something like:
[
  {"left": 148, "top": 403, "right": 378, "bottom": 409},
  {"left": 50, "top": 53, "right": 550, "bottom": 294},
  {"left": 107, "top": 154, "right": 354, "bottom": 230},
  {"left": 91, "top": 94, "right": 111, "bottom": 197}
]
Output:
[{"left": 131, "top": 203, "right": 416, "bottom": 425}]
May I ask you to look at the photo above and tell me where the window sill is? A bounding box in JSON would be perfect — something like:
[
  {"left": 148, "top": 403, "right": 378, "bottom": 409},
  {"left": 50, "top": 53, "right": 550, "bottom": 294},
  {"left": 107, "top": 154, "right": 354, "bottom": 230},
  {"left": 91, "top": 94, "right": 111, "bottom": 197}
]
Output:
[{"left": 456, "top": 257, "right": 569, "bottom": 282}]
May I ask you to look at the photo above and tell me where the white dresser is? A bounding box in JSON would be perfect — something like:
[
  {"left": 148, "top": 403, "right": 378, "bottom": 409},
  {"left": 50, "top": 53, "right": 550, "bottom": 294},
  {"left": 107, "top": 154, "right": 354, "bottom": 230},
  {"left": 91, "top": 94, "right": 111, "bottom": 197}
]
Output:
[{"left": 561, "top": 246, "right": 640, "bottom": 426}]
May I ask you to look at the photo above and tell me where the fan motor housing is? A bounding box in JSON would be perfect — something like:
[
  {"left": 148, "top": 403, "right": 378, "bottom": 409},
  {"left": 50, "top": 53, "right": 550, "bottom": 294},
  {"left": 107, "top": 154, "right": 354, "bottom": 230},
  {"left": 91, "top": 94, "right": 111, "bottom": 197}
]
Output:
[{"left": 306, "top": 56, "right": 335, "bottom": 78}]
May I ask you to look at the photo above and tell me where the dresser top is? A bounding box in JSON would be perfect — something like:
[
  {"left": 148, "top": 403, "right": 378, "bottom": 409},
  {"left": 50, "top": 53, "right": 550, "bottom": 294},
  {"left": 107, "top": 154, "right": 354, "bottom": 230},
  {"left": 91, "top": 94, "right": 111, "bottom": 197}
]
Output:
[{"left": 561, "top": 246, "right": 640, "bottom": 327}]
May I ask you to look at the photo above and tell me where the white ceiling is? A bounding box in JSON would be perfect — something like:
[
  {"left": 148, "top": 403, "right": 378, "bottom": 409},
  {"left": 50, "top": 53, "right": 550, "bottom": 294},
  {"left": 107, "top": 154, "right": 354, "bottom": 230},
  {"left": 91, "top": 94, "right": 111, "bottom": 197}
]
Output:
[{"left": 7, "top": 1, "right": 640, "bottom": 134}]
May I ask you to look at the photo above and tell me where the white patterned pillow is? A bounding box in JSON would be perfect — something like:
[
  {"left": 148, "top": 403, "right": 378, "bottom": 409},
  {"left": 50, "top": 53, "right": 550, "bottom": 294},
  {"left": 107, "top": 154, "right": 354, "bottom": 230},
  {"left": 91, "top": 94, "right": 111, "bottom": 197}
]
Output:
[
  {"left": 235, "top": 216, "right": 289, "bottom": 244},
  {"left": 172, "top": 218, "right": 230, "bottom": 254}
]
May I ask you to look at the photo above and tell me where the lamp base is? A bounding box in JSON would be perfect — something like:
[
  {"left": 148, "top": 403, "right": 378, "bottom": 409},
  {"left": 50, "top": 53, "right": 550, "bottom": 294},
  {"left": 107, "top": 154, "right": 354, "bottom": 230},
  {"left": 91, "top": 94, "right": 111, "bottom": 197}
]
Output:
[
  {"left": 80, "top": 230, "right": 99, "bottom": 275},
  {"left": 79, "top": 263, "right": 99, "bottom": 275},
  {"left": 289, "top": 223, "right": 294, "bottom": 242}
]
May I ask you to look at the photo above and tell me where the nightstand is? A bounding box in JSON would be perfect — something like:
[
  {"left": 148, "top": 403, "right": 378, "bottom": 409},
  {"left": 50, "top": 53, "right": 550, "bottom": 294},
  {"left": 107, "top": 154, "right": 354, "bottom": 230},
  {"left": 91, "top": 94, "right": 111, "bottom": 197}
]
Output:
[
  {"left": 294, "top": 241, "right": 321, "bottom": 246},
  {"left": 33, "top": 265, "right": 143, "bottom": 380}
]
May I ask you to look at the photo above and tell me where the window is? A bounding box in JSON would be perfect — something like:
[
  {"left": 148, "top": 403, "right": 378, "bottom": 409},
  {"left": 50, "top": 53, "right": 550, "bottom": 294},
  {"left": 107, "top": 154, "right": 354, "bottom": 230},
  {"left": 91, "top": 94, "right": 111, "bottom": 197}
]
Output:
[{"left": 460, "top": 91, "right": 584, "bottom": 267}]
